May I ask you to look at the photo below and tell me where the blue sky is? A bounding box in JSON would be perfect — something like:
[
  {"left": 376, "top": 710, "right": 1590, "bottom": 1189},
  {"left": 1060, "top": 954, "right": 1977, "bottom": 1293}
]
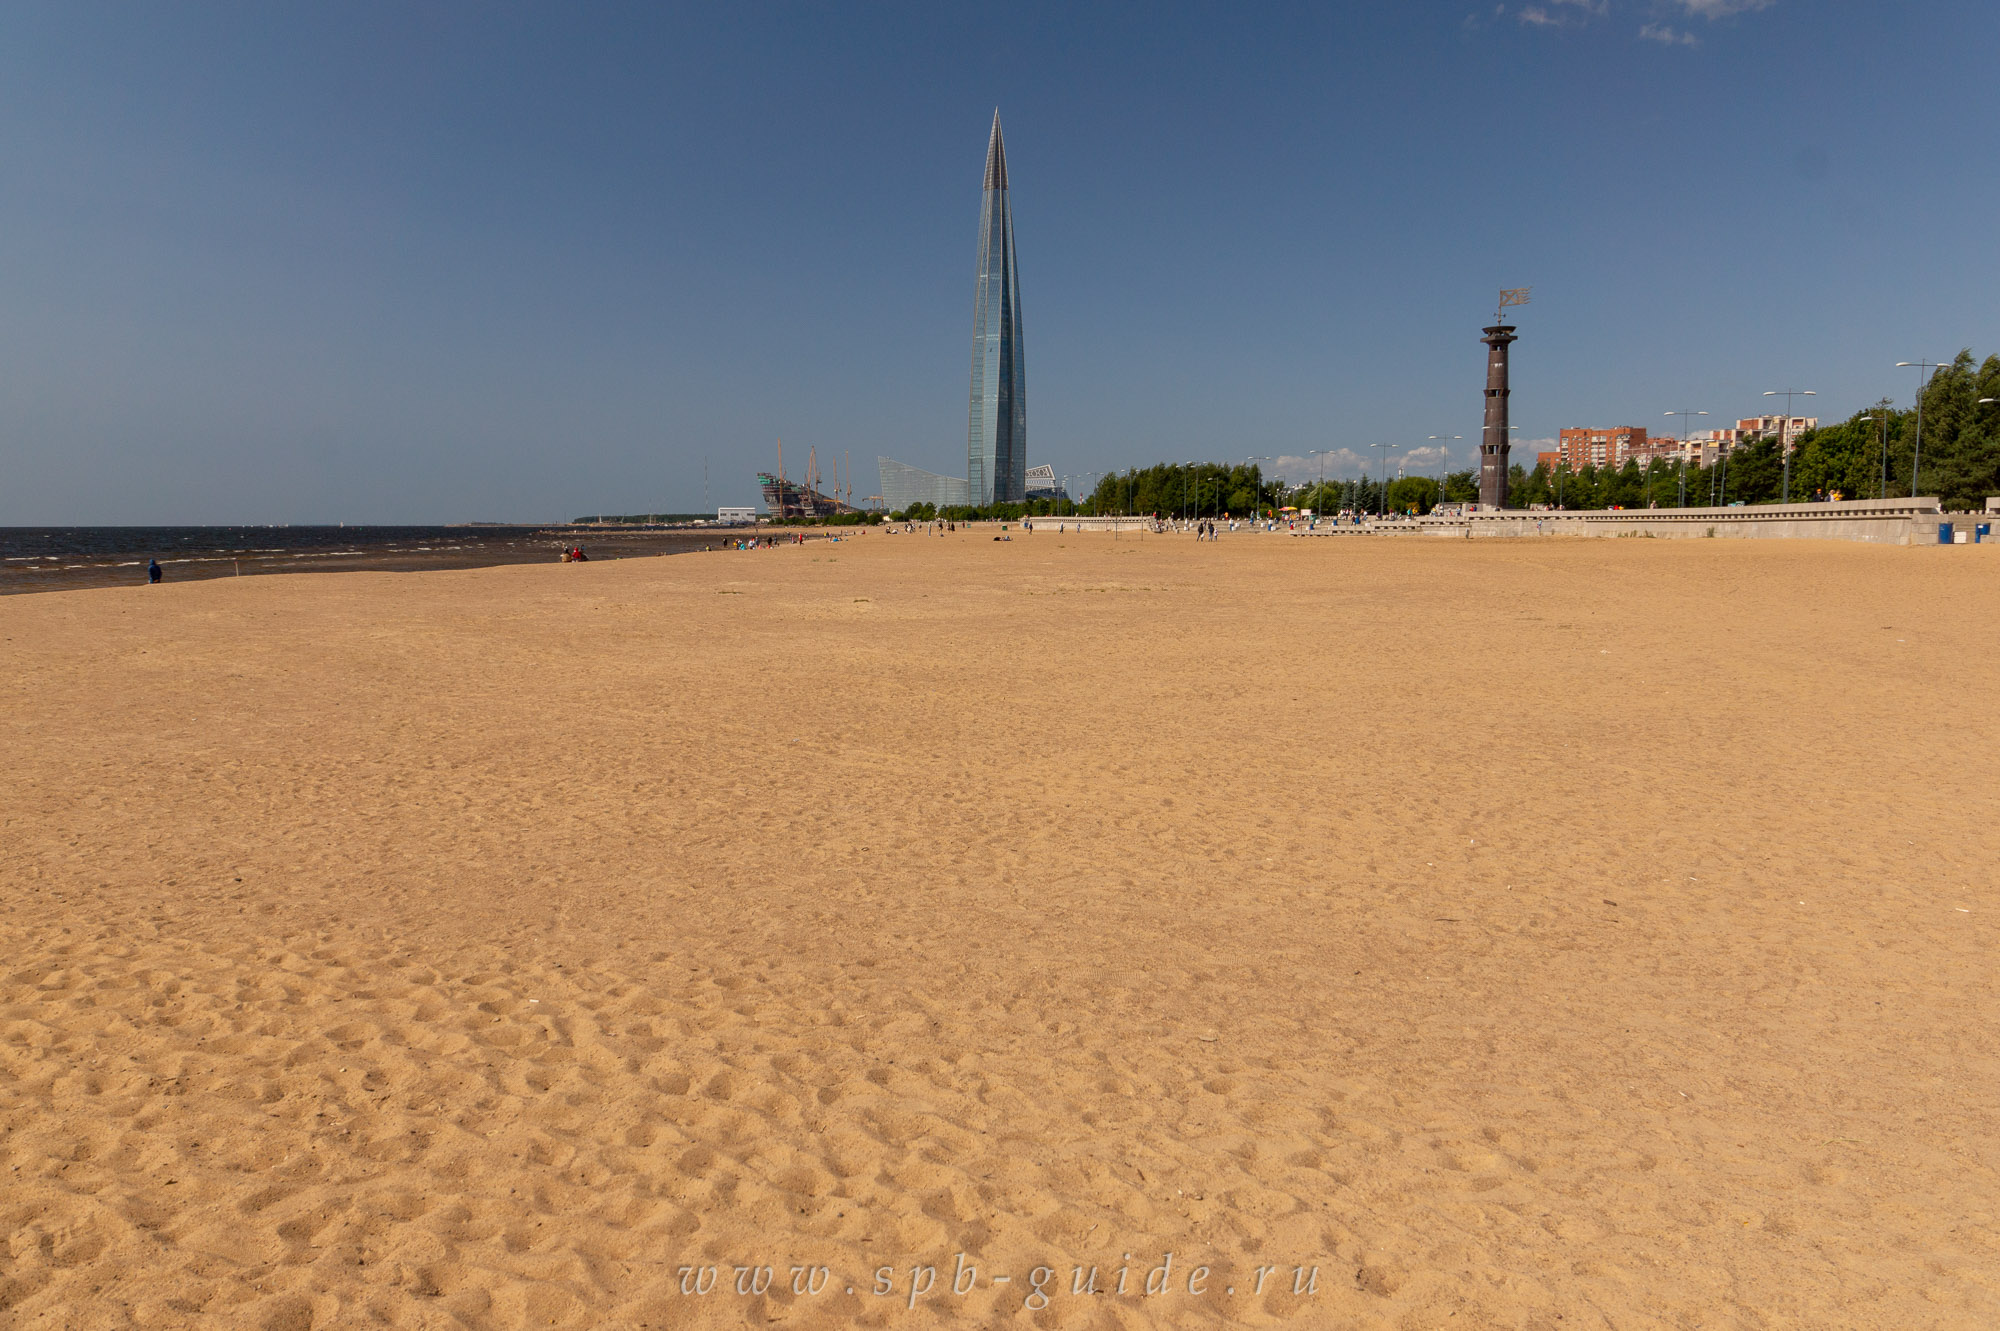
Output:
[{"left": 1, "top": 2, "right": 1995, "bottom": 522}]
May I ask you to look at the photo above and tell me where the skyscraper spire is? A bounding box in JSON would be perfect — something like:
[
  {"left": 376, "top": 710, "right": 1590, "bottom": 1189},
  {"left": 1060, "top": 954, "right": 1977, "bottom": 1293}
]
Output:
[
  {"left": 983, "top": 109, "right": 1008, "bottom": 192},
  {"left": 968, "top": 110, "right": 1025, "bottom": 505}
]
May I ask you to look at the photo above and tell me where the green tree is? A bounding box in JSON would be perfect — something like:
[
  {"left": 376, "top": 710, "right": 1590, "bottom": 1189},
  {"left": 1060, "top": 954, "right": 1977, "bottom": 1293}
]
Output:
[
  {"left": 1510, "top": 463, "right": 1551, "bottom": 508},
  {"left": 1721, "top": 437, "right": 1780, "bottom": 504},
  {"left": 1603, "top": 459, "right": 1644, "bottom": 508},
  {"left": 1385, "top": 476, "right": 1439, "bottom": 515}
]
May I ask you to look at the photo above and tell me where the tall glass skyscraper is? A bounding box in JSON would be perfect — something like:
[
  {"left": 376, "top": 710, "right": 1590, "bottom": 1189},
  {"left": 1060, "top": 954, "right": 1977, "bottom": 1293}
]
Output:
[{"left": 968, "top": 110, "right": 1026, "bottom": 505}]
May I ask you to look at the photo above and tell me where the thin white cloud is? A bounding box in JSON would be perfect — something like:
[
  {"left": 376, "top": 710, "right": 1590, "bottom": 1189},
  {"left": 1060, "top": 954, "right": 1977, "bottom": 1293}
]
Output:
[
  {"left": 1267, "top": 451, "right": 1366, "bottom": 480},
  {"left": 1514, "top": 0, "right": 1771, "bottom": 33},
  {"left": 1517, "top": 0, "right": 1606, "bottom": 29},
  {"left": 1675, "top": 0, "right": 1774, "bottom": 16},
  {"left": 1639, "top": 21, "right": 1700, "bottom": 45},
  {"left": 1267, "top": 445, "right": 1482, "bottom": 483},
  {"left": 1459, "top": 4, "right": 1508, "bottom": 35}
]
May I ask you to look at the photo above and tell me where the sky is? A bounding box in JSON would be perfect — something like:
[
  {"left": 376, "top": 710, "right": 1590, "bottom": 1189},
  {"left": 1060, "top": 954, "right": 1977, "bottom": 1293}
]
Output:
[{"left": 1, "top": 1, "right": 1996, "bottom": 523}]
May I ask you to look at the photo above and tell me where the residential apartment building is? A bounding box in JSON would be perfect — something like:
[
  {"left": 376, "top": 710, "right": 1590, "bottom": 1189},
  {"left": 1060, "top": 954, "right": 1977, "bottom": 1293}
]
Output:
[
  {"left": 1555, "top": 426, "right": 1648, "bottom": 471},
  {"left": 1736, "top": 415, "right": 1819, "bottom": 451},
  {"left": 1553, "top": 427, "right": 1688, "bottom": 471},
  {"left": 1551, "top": 416, "right": 1822, "bottom": 474},
  {"left": 1624, "top": 435, "right": 1687, "bottom": 469},
  {"left": 1685, "top": 429, "right": 1742, "bottom": 467}
]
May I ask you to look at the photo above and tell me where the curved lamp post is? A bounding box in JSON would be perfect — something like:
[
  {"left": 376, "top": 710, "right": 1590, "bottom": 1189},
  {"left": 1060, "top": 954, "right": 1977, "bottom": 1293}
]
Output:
[
  {"left": 1897, "top": 360, "right": 1949, "bottom": 498},
  {"left": 1762, "top": 389, "right": 1816, "bottom": 503},
  {"left": 1243, "top": 456, "right": 1270, "bottom": 522},
  {"left": 1664, "top": 410, "right": 1707, "bottom": 507},
  {"left": 1428, "top": 435, "right": 1462, "bottom": 512},
  {"left": 1308, "top": 448, "right": 1337, "bottom": 519},
  {"left": 1370, "top": 443, "right": 1398, "bottom": 518}
]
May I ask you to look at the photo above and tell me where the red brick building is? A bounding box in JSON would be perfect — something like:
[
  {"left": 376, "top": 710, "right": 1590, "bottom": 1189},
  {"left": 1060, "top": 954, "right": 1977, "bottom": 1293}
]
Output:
[
  {"left": 1554, "top": 427, "right": 1699, "bottom": 472},
  {"left": 1555, "top": 426, "right": 1648, "bottom": 471}
]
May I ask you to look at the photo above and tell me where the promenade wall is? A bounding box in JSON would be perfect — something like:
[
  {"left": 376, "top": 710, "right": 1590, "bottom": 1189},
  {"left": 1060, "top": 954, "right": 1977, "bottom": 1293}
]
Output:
[
  {"left": 1019, "top": 515, "right": 1153, "bottom": 532},
  {"left": 1402, "top": 498, "right": 1977, "bottom": 545}
]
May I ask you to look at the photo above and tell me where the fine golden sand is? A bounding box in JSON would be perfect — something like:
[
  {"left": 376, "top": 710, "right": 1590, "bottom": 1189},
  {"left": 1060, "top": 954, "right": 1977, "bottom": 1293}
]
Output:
[{"left": 3, "top": 531, "right": 1996, "bottom": 1330}]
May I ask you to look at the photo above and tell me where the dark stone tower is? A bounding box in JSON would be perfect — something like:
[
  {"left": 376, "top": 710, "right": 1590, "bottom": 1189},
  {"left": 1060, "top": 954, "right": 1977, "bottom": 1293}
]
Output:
[{"left": 1479, "top": 323, "right": 1518, "bottom": 509}]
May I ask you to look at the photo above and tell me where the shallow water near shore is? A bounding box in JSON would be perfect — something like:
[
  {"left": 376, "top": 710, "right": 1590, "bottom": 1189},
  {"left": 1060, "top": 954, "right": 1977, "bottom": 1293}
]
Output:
[{"left": 0, "top": 525, "right": 741, "bottom": 595}]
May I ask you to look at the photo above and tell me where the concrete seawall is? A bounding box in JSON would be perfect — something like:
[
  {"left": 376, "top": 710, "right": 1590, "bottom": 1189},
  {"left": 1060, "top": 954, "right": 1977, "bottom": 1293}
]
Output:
[
  {"left": 1017, "top": 515, "right": 1153, "bottom": 532},
  {"left": 1396, "top": 497, "right": 1983, "bottom": 545}
]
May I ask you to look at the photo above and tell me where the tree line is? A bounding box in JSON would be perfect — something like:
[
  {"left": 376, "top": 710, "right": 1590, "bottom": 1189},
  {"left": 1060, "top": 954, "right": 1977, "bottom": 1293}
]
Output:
[
  {"left": 1518, "top": 350, "right": 2000, "bottom": 512},
  {"left": 882, "top": 350, "right": 2000, "bottom": 523}
]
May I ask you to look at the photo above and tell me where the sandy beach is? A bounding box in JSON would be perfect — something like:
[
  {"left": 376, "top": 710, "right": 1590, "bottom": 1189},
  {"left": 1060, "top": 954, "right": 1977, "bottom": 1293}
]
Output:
[{"left": 3, "top": 529, "right": 1996, "bottom": 1330}]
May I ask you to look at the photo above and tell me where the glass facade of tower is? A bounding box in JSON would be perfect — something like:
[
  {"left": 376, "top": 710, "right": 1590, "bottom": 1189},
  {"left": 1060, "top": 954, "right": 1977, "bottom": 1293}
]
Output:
[
  {"left": 968, "top": 111, "right": 1026, "bottom": 506},
  {"left": 877, "top": 456, "right": 971, "bottom": 510}
]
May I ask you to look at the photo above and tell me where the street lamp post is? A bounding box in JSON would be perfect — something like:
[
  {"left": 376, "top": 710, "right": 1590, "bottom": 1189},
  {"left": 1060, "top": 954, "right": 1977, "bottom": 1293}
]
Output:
[
  {"left": 1243, "top": 455, "right": 1271, "bottom": 524},
  {"left": 1308, "top": 448, "right": 1336, "bottom": 522},
  {"left": 1370, "top": 443, "right": 1398, "bottom": 518},
  {"left": 1762, "top": 389, "right": 1816, "bottom": 503},
  {"left": 1717, "top": 424, "right": 1738, "bottom": 508},
  {"left": 1855, "top": 405, "right": 1890, "bottom": 499},
  {"left": 1896, "top": 360, "right": 1950, "bottom": 498},
  {"left": 1872, "top": 408, "right": 1889, "bottom": 499},
  {"left": 1428, "top": 435, "right": 1462, "bottom": 513},
  {"left": 1665, "top": 410, "right": 1707, "bottom": 508}
]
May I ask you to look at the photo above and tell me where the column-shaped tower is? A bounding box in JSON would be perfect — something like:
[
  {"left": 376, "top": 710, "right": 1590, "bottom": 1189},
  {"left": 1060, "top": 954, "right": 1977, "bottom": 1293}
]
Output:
[
  {"left": 1479, "top": 323, "right": 1518, "bottom": 508},
  {"left": 968, "top": 110, "right": 1027, "bottom": 506}
]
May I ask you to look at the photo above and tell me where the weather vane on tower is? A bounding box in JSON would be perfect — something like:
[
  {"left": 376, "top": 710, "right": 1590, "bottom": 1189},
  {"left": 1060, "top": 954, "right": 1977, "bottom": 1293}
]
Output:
[{"left": 1496, "top": 286, "right": 1532, "bottom": 325}]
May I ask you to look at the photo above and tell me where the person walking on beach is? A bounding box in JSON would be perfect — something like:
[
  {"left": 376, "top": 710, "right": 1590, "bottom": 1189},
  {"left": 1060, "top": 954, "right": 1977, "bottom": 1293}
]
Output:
[{"left": 147, "top": 559, "right": 162, "bottom": 584}]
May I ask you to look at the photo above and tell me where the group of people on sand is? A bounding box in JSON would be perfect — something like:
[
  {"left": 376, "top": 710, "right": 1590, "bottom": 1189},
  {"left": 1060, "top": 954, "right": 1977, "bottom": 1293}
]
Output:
[
  {"left": 1193, "top": 519, "right": 1222, "bottom": 541},
  {"left": 707, "top": 534, "right": 845, "bottom": 551},
  {"left": 560, "top": 545, "right": 589, "bottom": 562}
]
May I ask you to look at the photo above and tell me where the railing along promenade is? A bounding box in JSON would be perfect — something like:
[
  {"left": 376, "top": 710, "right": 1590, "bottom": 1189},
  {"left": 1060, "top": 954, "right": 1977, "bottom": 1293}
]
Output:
[{"left": 1308, "top": 497, "right": 1960, "bottom": 546}]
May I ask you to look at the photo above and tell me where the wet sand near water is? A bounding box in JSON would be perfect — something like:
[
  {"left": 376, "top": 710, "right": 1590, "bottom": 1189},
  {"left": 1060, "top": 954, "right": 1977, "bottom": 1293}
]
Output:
[
  {"left": 2, "top": 531, "right": 1996, "bottom": 1329},
  {"left": 0, "top": 527, "right": 769, "bottom": 596}
]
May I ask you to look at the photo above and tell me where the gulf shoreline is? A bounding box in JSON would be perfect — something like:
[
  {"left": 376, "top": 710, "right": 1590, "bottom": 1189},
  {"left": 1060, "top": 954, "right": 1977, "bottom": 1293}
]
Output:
[{"left": 0, "top": 525, "right": 836, "bottom": 596}]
